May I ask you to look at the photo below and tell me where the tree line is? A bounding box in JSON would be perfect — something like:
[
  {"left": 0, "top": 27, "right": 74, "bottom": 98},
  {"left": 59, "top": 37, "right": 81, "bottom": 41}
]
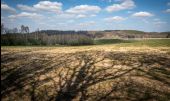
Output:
[{"left": 1, "top": 24, "right": 94, "bottom": 46}]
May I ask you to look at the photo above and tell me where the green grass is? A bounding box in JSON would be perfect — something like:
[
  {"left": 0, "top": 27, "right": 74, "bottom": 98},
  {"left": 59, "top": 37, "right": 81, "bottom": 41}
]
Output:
[
  {"left": 128, "top": 39, "right": 170, "bottom": 47},
  {"left": 94, "top": 39, "right": 136, "bottom": 45},
  {"left": 94, "top": 39, "right": 170, "bottom": 47}
]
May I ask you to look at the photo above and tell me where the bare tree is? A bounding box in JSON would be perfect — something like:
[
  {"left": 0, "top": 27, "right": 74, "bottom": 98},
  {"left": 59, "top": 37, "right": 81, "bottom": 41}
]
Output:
[
  {"left": 25, "top": 26, "right": 29, "bottom": 33},
  {"left": 21, "top": 25, "right": 25, "bottom": 33},
  {"left": 34, "top": 28, "right": 40, "bottom": 40},
  {"left": 13, "top": 28, "right": 18, "bottom": 33},
  {"left": 20, "top": 25, "right": 29, "bottom": 33},
  {"left": 1, "top": 23, "right": 5, "bottom": 34},
  {"left": 20, "top": 25, "right": 28, "bottom": 43}
]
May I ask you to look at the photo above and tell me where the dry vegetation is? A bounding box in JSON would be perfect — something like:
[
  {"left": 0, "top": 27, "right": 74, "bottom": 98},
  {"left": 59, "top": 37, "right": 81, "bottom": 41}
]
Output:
[{"left": 1, "top": 45, "right": 170, "bottom": 101}]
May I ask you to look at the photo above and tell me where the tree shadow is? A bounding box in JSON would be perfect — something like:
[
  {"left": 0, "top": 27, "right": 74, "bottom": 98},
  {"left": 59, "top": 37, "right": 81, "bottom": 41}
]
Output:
[{"left": 1, "top": 50, "right": 170, "bottom": 101}]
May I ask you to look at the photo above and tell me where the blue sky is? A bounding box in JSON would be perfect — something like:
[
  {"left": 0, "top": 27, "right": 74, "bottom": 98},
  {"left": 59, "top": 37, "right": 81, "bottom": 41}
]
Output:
[{"left": 1, "top": 0, "right": 170, "bottom": 32}]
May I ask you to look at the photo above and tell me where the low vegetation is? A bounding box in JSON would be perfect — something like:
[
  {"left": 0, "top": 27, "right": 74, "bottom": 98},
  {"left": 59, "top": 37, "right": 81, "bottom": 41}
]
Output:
[
  {"left": 2, "top": 32, "right": 170, "bottom": 47},
  {"left": 94, "top": 39, "right": 133, "bottom": 45},
  {"left": 94, "top": 39, "right": 170, "bottom": 47}
]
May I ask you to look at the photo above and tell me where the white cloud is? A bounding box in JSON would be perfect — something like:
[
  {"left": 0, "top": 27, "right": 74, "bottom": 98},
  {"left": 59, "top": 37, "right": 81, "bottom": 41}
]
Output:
[
  {"left": 55, "top": 13, "right": 76, "bottom": 19},
  {"left": 17, "top": 2, "right": 99, "bottom": 20},
  {"left": 79, "top": 21, "right": 96, "bottom": 26},
  {"left": 104, "top": 16, "right": 126, "bottom": 22},
  {"left": 152, "top": 18, "right": 166, "bottom": 26},
  {"left": 65, "top": 5, "right": 100, "bottom": 19},
  {"left": 34, "top": 1, "right": 62, "bottom": 12},
  {"left": 76, "top": 14, "right": 96, "bottom": 18},
  {"left": 105, "top": 0, "right": 135, "bottom": 12},
  {"left": 17, "top": 4, "right": 36, "bottom": 12},
  {"left": 132, "top": 11, "right": 154, "bottom": 17},
  {"left": 66, "top": 5, "right": 101, "bottom": 14},
  {"left": 165, "top": 9, "right": 170, "bottom": 13},
  {"left": 8, "top": 12, "right": 43, "bottom": 19},
  {"left": 76, "top": 14, "right": 87, "bottom": 18},
  {"left": 1, "top": 3, "right": 16, "bottom": 13},
  {"left": 17, "top": 1, "right": 62, "bottom": 13},
  {"left": 90, "top": 14, "right": 96, "bottom": 17},
  {"left": 102, "top": 0, "right": 113, "bottom": 2}
]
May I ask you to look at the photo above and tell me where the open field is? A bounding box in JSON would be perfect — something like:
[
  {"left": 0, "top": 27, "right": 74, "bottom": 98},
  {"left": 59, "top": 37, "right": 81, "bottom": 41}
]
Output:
[
  {"left": 1, "top": 39, "right": 170, "bottom": 101},
  {"left": 94, "top": 39, "right": 170, "bottom": 47},
  {"left": 2, "top": 0, "right": 170, "bottom": 100}
]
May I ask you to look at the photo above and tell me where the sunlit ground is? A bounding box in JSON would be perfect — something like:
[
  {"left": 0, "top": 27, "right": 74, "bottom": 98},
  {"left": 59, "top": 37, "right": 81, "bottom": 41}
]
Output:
[{"left": 1, "top": 39, "right": 170, "bottom": 101}]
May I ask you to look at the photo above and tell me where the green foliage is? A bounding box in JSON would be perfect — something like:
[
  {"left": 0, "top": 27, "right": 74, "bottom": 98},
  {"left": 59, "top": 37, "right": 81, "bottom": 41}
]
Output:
[
  {"left": 63, "top": 37, "right": 93, "bottom": 46},
  {"left": 27, "top": 39, "right": 42, "bottom": 45}
]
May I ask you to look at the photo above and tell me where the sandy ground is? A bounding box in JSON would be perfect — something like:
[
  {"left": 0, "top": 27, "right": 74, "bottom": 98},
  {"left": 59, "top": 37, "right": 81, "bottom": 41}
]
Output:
[
  {"left": 2, "top": 45, "right": 170, "bottom": 53},
  {"left": 1, "top": 45, "right": 170, "bottom": 101}
]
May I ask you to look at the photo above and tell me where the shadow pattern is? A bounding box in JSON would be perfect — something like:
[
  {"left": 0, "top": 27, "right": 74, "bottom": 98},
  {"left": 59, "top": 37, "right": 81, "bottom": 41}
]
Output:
[{"left": 1, "top": 50, "right": 170, "bottom": 101}]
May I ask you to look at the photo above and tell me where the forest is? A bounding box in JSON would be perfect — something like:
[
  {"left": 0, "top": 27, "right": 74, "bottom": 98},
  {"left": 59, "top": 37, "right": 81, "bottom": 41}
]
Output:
[{"left": 1, "top": 24, "right": 94, "bottom": 46}]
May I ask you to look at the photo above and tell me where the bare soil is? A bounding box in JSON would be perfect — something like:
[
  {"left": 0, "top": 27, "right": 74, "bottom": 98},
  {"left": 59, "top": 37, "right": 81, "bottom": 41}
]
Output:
[{"left": 1, "top": 46, "right": 170, "bottom": 101}]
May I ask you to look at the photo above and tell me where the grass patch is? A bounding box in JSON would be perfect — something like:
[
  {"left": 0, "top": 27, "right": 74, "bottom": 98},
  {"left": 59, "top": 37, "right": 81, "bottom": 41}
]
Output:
[
  {"left": 94, "top": 39, "right": 170, "bottom": 47},
  {"left": 94, "top": 39, "right": 135, "bottom": 45},
  {"left": 124, "top": 39, "right": 170, "bottom": 47}
]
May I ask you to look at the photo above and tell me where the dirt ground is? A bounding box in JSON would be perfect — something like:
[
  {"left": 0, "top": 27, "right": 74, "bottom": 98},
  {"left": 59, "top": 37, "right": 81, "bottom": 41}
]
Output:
[{"left": 1, "top": 46, "right": 170, "bottom": 101}]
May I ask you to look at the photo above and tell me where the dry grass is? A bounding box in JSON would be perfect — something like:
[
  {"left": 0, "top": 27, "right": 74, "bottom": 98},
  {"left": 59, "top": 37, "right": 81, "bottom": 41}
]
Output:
[{"left": 1, "top": 45, "right": 170, "bottom": 101}]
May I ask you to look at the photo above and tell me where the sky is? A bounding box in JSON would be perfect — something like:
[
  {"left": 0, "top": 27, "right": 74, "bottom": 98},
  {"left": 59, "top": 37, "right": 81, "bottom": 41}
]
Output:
[{"left": 1, "top": 0, "right": 170, "bottom": 32}]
